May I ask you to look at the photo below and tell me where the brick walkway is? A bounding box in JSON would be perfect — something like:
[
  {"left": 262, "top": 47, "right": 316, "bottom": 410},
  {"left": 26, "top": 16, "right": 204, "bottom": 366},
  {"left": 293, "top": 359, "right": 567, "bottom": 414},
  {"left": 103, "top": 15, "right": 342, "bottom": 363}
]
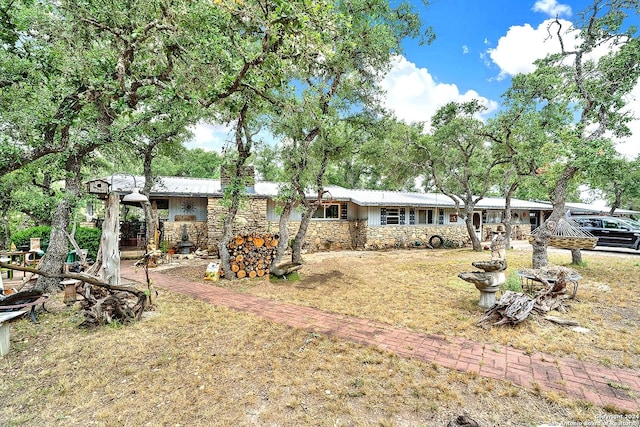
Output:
[{"left": 121, "top": 262, "right": 639, "bottom": 413}]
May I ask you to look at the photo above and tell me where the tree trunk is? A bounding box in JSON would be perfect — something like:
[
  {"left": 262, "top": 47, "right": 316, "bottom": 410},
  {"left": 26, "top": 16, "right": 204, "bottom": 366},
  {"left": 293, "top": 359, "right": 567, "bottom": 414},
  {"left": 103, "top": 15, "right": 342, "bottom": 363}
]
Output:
[
  {"left": 501, "top": 174, "right": 519, "bottom": 250},
  {"left": 218, "top": 192, "right": 241, "bottom": 279},
  {"left": 503, "top": 204, "right": 512, "bottom": 250},
  {"left": 272, "top": 201, "right": 293, "bottom": 268},
  {"left": 142, "top": 147, "right": 156, "bottom": 246},
  {"left": 464, "top": 207, "right": 482, "bottom": 251},
  {"left": 36, "top": 155, "right": 83, "bottom": 292},
  {"left": 570, "top": 248, "right": 583, "bottom": 265},
  {"left": 532, "top": 233, "right": 550, "bottom": 269},
  {"left": 532, "top": 166, "right": 578, "bottom": 268},
  {"left": 100, "top": 193, "right": 121, "bottom": 286},
  {"left": 291, "top": 204, "right": 316, "bottom": 264}
]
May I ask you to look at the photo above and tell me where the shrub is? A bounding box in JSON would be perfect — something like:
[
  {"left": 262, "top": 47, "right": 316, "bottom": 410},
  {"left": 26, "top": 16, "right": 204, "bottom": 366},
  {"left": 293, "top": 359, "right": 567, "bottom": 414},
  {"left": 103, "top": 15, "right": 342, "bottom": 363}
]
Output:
[
  {"left": 9, "top": 226, "right": 101, "bottom": 260},
  {"left": 74, "top": 227, "right": 102, "bottom": 260},
  {"left": 502, "top": 270, "right": 523, "bottom": 293},
  {"left": 10, "top": 226, "right": 52, "bottom": 250}
]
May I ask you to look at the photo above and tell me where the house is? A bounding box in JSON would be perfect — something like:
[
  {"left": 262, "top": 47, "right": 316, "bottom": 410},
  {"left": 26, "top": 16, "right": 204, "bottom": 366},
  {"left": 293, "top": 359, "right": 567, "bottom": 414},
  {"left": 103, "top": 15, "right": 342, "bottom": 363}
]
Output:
[{"left": 86, "top": 174, "right": 554, "bottom": 252}]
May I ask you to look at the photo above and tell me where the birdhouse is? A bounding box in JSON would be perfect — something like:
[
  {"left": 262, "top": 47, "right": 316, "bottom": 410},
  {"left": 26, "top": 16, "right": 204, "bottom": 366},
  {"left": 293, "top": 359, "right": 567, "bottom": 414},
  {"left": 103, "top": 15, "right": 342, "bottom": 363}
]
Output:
[{"left": 86, "top": 179, "right": 110, "bottom": 197}]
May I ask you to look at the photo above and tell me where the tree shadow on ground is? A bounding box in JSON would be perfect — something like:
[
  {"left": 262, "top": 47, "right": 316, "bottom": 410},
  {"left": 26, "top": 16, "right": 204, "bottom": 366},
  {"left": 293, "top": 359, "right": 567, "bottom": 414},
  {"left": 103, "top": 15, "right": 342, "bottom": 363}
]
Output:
[{"left": 296, "top": 270, "right": 344, "bottom": 289}]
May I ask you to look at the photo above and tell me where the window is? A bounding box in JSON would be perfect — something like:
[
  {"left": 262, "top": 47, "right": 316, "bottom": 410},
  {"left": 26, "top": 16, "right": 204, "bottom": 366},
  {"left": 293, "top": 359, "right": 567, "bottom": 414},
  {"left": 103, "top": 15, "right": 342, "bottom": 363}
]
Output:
[
  {"left": 312, "top": 203, "right": 340, "bottom": 219},
  {"left": 416, "top": 209, "right": 434, "bottom": 225},
  {"left": 603, "top": 219, "right": 621, "bottom": 229},
  {"left": 438, "top": 209, "right": 444, "bottom": 225},
  {"left": 386, "top": 208, "right": 400, "bottom": 225}
]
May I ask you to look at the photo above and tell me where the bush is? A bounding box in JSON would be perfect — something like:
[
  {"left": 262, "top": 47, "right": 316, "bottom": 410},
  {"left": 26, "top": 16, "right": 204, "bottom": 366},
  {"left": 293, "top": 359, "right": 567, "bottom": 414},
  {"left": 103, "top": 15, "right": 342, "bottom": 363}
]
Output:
[
  {"left": 74, "top": 227, "right": 102, "bottom": 261},
  {"left": 10, "top": 226, "right": 52, "bottom": 250},
  {"left": 9, "top": 226, "right": 101, "bottom": 260},
  {"left": 502, "top": 270, "right": 523, "bottom": 293}
]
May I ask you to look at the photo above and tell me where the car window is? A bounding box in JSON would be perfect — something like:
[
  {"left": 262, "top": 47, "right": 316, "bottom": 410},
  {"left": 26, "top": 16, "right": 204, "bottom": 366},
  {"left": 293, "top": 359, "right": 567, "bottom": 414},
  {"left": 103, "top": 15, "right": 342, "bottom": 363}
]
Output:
[
  {"left": 603, "top": 220, "right": 620, "bottom": 229},
  {"left": 577, "top": 218, "right": 599, "bottom": 227}
]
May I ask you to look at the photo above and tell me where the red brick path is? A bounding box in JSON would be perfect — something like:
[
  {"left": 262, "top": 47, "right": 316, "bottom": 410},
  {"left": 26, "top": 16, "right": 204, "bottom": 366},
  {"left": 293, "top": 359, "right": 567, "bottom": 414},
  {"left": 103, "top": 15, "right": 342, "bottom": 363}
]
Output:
[{"left": 121, "top": 262, "right": 639, "bottom": 413}]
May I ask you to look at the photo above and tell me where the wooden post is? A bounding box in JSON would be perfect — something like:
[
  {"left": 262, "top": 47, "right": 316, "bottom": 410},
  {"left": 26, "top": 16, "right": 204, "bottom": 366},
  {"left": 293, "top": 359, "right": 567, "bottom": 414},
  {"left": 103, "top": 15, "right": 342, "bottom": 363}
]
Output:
[
  {"left": 100, "top": 192, "right": 121, "bottom": 286},
  {"left": 61, "top": 279, "right": 80, "bottom": 305}
]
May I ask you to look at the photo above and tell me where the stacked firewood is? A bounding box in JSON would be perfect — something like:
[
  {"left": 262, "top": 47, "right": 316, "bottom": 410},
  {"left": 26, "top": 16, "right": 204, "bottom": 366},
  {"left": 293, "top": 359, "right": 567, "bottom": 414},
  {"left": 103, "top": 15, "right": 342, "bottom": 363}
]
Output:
[{"left": 222, "top": 233, "right": 279, "bottom": 279}]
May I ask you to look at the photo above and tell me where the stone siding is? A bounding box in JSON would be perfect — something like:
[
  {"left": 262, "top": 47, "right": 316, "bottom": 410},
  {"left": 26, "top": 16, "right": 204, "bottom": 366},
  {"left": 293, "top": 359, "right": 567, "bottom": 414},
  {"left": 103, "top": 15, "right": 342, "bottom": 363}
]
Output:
[
  {"left": 284, "top": 220, "right": 360, "bottom": 251},
  {"left": 366, "top": 225, "right": 470, "bottom": 249},
  {"left": 163, "top": 221, "right": 208, "bottom": 249},
  {"left": 207, "top": 198, "right": 268, "bottom": 252},
  {"left": 204, "top": 197, "right": 533, "bottom": 253},
  {"left": 483, "top": 223, "right": 532, "bottom": 240}
]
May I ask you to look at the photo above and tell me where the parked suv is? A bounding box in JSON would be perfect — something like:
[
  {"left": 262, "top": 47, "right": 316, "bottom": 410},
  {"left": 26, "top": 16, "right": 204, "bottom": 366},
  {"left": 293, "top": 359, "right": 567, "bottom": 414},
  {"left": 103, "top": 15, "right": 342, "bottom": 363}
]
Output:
[{"left": 572, "top": 216, "right": 640, "bottom": 250}]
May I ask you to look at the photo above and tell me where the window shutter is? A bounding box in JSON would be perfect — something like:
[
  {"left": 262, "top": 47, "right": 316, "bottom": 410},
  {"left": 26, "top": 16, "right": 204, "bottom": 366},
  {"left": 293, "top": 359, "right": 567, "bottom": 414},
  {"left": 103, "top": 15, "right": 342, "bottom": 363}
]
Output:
[
  {"left": 341, "top": 202, "right": 347, "bottom": 220},
  {"left": 381, "top": 208, "right": 387, "bottom": 225}
]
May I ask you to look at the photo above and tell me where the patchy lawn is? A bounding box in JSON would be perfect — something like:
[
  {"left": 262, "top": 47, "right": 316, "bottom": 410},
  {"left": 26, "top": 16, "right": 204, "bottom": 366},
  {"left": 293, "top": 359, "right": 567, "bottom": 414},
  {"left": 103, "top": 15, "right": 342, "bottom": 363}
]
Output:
[
  {"left": 172, "top": 246, "right": 640, "bottom": 371},
  {"left": 0, "top": 245, "right": 637, "bottom": 426}
]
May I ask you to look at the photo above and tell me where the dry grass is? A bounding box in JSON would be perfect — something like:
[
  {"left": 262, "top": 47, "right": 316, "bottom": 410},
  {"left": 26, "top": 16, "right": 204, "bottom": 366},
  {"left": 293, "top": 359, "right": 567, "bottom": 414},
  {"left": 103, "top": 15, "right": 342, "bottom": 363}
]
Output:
[
  {"left": 1, "top": 245, "right": 637, "bottom": 426},
  {"left": 190, "top": 246, "right": 640, "bottom": 371}
]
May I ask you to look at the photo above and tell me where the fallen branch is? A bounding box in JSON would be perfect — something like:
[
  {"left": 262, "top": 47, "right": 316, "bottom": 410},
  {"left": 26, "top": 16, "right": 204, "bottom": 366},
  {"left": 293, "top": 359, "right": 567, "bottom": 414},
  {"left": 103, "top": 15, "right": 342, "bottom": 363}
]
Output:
[
  {"left": 1, "top": 261, "right": 147, "bottom": 327},
  {"left": 544, "top": 315, "right": 579, "bottom": 326},
  {"left": 478, "top": 267, "right": 577, "bottom": 328}
]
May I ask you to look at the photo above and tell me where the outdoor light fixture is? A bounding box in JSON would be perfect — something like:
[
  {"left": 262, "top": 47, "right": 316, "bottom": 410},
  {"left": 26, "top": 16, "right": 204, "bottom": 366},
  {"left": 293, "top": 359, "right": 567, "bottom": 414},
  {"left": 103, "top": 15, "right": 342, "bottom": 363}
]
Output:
[
  {"left": 122, "top": 188, "right": 149, "bottom": 203},
  {"left": 110, "top": 173, "right": 150, "bottom": 204}
]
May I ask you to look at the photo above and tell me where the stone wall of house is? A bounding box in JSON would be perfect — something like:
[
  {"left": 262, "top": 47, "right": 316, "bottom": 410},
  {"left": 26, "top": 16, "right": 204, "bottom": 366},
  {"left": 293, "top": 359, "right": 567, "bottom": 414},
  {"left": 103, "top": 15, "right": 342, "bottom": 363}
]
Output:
[
  {"left": 284, "top": 220, "right": 359, "bottom": 251},
  {"left": 163, "top": 221, "right": 208, "bottom": 249},
  {"left": 207, "top": 198, "right": 268, "bottom": 252},
  {"left": 366, "top": 225, "right": 470, "bottom": 249},
  {"left": 203, "top": 196, "right": 534, "bottom": 254}
]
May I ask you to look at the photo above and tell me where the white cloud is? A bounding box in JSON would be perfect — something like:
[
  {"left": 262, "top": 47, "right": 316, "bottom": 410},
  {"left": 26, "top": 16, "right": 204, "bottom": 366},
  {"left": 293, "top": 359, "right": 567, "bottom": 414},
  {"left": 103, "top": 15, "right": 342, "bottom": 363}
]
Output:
[
  {"left": 532, "top": 0, "right": 572, "bottom": 17},
  {"left": 487, "top": 19, "right": 579, "bottom": 80},
  {"left": 379, "top": 56, "right": 498, "bottom": 131},
  {"left": 187, "top": 122, "right": 232, "bottom": 152},
  {"left": 618, "top": 84, "right": 640, "bottom": 159},
  {"left": 462, "top": 45, "right": 469, "bottom": 54},
  {"left": 486, "top": 19, "right": 640, "bottom": 159}
]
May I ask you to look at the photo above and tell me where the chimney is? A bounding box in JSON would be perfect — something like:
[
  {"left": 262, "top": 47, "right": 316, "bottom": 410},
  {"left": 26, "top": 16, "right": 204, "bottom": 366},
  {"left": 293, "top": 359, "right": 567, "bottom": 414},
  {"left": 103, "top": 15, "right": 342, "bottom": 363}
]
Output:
[{"left": 221, "top": 165, "right": 255, "bottom": 193}]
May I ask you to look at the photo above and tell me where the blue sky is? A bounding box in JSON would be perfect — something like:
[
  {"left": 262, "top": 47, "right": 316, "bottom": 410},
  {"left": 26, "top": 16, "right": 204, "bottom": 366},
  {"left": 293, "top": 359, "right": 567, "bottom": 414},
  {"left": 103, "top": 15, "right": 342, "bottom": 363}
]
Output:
[{"left": 188, "top": 0, "right": 640, "bottom": 159}]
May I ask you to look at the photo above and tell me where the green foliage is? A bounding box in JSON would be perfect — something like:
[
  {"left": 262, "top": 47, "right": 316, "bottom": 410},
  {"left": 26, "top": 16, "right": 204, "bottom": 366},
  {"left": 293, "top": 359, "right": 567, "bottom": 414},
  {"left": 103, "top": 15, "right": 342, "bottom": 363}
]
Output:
[
  {"left": 10, "top": 226, "right": 52, "bottom": 250},
  {"left": 9, "top": 226, "right": 101, "bottom": 260},
  {"left": 73, "top": 228, "right": 102, "bottom": 261},
  {"left": 502, "top": 271, "right": 523, "bottom": 293}
]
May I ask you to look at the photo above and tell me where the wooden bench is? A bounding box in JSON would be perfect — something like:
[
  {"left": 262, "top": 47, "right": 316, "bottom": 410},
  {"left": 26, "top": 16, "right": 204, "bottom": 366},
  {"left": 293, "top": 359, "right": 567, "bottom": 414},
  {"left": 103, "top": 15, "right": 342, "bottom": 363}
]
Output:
[{"left": 0, "top": 311, "right": 24, "bottom": 357}]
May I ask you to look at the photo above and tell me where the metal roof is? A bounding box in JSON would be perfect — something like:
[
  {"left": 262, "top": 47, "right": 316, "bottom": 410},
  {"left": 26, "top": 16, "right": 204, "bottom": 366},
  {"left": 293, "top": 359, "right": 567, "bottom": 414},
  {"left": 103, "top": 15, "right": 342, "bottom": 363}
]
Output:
[{"left": 91, "top": 175, "right": 626, "bottom": 212}]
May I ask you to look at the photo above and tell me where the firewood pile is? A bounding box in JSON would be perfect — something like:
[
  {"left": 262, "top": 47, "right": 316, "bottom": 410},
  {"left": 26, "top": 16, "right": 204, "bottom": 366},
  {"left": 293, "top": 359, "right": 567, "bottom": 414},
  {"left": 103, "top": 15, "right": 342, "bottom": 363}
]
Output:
[
  {"left": 220, "top": 233, "right": 279, "bottom": 279},
  {"left": 477, "top": 266, "right": 576, "bottom": 328}
]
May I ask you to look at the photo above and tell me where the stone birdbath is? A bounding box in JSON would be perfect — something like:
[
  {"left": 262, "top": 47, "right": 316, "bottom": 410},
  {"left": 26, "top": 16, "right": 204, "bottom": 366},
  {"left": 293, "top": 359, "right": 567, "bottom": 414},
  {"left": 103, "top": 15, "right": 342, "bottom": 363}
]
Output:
[
  {"left": 459, "top": 259, "right": 507, "bottom": 309},
  {"left": 458, "top": 225, "right": 507, "bottom": 309}
]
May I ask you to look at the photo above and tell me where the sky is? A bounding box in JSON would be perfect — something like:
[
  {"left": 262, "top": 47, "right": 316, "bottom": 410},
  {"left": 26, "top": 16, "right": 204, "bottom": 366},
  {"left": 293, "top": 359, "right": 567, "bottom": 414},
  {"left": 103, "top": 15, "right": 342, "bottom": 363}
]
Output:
[{"left": 187, "top": 0, "right": 640, "bottom": 159}]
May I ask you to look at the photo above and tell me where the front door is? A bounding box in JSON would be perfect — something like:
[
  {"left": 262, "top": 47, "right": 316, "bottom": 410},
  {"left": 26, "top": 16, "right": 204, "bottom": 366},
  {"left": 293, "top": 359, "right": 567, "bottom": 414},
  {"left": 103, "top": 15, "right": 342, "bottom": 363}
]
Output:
[{"left": 473, "top": 212, "right": 482, "bottom": 240}]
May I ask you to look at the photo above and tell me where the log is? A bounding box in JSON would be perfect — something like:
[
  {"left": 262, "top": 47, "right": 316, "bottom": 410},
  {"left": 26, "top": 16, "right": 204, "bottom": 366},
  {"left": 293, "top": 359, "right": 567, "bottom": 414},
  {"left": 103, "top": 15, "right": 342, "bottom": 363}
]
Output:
[
  {"left": 545, "top": 315, "right": 579, "bottom": 326},
  {"left": 222, "top": 233, "right": 280, "bottom": 280},
  {"left": 477, "top": 291, "right": 535, "bottom": 328},
  {"left": 477, "top": 268, "right": 575, "bottom": 329}
]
